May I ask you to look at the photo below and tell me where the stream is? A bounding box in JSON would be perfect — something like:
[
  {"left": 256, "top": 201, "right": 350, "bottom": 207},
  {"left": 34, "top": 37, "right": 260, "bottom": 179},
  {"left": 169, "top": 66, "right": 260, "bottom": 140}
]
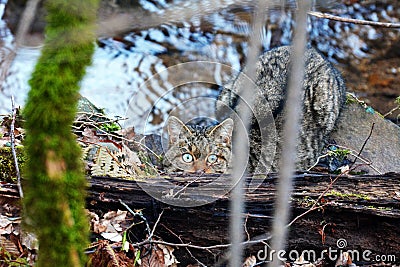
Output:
[{"left": 0, "top": 0, "right": 399, "bottom": 133}]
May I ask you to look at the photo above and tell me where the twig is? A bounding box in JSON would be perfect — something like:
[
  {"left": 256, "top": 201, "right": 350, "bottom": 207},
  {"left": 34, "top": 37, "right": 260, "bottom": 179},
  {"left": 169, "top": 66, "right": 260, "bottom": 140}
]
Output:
[
  {"left": 287, "top": 202, "right": 331, "bottom": 228},
  {"left": 76, "top": 111, "right": 128, "bottom": 121},
  {"left": 307, "top": 153, "right": 329, "bottom": 171},
  {"left": 349, "top": 152, "right": 382, "bottom": 175},
  {"left": 132, "top": 238, "right": 231, "bottom": 250},
  {"left": 308, "top": 11, "right": 400, "bottom": 28},
  {"left": 244, "top": 213, "right": 251, "bottom": 241},
  {"left": 149, "top": 210, "right": 164, "bottom": 240},
  {"left": 308, "top": 143, "right": 382, "bottom": 175},
  {"left": 96, "top": 0, "right": 400, "bottom": 38},
  {"left": 383, "top": 106, "right": 400, "bottom": 118},
  {"left": 351, "top": 122, "right": 375, "bottom": 167},
  {"left": 136, "top": 136, "right": 163, "bottom": 161},
  {"left": 10, "top": 96, "right": 23, "bottom": 198},
  {"left": 171, "top": 176, "right": 202, "bottom": 198},
  {"left": 245, "top": 213, "right": 273, "bottom": 219},
  {"left": 320, "top": 222, "right": 333, "bottom": 244},
  {"left": 287, "top": 172, "right": 345, "bottom": 228},
  {"left": 119, "top": 200, "right": 152, "bottom": 237},
  {"left": 161, "top": 224, "right": 209, "bottom": 267}
]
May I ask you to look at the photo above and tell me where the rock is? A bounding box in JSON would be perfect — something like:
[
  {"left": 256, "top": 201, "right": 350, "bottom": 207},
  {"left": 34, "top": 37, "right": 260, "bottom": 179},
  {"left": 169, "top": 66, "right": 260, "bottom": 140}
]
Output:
[{"left": 329, "top": 96, "right": 400, "bottom": 174}]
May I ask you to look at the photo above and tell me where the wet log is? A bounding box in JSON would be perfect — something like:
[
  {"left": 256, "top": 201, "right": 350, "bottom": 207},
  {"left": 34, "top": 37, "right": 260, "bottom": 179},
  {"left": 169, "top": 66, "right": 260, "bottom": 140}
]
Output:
[
  {"left": 2, "top": 172, "right": 400, "bottom": 265},
  {"left": 87, "top": 172, "right": 400, "bottom": 265}
]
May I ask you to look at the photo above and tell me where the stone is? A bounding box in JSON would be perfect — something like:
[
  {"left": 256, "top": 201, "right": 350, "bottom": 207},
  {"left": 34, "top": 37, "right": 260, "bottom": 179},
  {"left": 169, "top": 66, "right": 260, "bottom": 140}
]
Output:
[{"left": 329, "top": 96, "right": 400, "bottom": 174}]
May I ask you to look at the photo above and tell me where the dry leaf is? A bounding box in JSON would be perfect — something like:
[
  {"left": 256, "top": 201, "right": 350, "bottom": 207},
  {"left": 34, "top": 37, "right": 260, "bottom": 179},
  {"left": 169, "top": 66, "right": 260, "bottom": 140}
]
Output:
[
  {"left": 243, "top": 255, "right": 256, "bottom": 267},
  {"left": 335, "top": 251, "right": 352, "bottom": 267},
  {"left": 100, "top": 232, "right": 122, "bottom": 242},
  {"left": 158, "top": 244, "right": 179, "bottom": 266},
  {"left": 0, "top": 235, "right": 19, "bottom": 256}
]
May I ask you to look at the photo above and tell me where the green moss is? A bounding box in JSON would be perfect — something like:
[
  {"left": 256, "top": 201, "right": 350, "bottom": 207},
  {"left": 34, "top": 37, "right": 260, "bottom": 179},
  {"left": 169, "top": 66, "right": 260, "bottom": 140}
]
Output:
[
  {"left": 395, "top": 96, "right": 400, "bottom": 106},
  {"left": 100, "top": 122, "right": 121, "bottom": 132},
  {"left": 327, "top": 147, "right": 350, "bottom": 161},
  {"left": 0, "top": 146, "right": 25, "bottom": 183},
  {"left": 22, "top": 0, "right": 99, "bottom": 266},
  {"left": 0, "top": 246, "right": 30, "bottom": 266},
  {"left": 327, "top": 190, "right": 370, "bottom": 200},
  {"left": 345, "top": 93, "right": 358, "bottom": 105}
]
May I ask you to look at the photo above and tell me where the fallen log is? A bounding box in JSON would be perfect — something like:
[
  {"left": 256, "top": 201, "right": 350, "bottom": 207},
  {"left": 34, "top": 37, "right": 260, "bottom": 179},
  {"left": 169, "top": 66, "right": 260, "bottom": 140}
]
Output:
[{"left": 1, "top": 172, "right": 399, "bottom": 265}]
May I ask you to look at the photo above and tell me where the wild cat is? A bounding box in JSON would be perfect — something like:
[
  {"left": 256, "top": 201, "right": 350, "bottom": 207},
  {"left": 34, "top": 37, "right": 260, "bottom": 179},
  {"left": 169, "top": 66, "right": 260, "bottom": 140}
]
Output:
[
  {"left": 163, "top": 116, "right": 234, "bottom": 173},
  {"left": 164, "top": 46, "right": 346, "bottom": 173}
]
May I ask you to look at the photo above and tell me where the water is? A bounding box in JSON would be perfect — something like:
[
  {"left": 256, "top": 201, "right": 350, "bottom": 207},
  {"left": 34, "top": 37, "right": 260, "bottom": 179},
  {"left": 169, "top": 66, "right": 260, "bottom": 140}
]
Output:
[{"left": 1, "top": 0, "right": 399, "bottom": 131}]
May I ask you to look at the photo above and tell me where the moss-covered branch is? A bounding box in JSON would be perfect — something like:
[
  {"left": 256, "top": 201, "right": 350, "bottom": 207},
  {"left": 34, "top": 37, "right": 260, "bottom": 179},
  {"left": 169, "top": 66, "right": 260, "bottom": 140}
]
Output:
[{"left": 22, "top": 0, "right": 99, "bottom": 266}]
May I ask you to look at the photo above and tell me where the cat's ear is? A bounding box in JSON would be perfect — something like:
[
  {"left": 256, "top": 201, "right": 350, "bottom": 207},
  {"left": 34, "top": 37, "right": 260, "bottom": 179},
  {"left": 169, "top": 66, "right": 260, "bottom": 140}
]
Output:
[
  {"left": 167, "top": 116, "right": 192, "bottom": 144},
  {"left": 210, "top": 118, "right": 234, "bottom": 145}
]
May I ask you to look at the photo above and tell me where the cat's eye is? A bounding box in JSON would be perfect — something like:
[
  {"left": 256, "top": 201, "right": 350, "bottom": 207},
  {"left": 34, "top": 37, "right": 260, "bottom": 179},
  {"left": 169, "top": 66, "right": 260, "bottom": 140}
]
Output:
[
  {"left": 207, "top": 154, "right": 218, "bottom": 164},
  {"left": 182, "top": 153, "right": 193, "bottom": 163}
]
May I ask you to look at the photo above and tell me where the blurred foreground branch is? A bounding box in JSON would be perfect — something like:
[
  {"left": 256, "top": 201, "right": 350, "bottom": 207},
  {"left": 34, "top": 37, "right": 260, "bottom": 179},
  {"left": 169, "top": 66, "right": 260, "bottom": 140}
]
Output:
[
  {"left": 97, "top": 0, "right": 256, "bottom": 37},
  {"left": 228, "top": 0, "right": 270, "bottom": 265},
  {"left": 0, "top": 0, "right": 41, "bottom": 89},
  {"left": 269, "top": 1, "right": 311, "bottom": 267}
]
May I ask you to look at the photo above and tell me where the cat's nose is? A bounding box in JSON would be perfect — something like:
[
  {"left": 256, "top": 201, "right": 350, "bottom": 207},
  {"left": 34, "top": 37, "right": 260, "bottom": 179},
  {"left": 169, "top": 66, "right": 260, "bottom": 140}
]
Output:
[
  {"left": 193, "top": 161, "right": 208, "bottom": 174},
  {"left": 195, "top": 169, "right": 205, "bottom": 175}
]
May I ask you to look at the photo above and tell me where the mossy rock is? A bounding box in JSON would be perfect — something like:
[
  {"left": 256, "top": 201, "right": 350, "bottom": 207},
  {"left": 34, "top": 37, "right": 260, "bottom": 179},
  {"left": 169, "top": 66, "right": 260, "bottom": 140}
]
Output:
[{"left": 0, "top": 146, "right": 25, "bottom": 183}]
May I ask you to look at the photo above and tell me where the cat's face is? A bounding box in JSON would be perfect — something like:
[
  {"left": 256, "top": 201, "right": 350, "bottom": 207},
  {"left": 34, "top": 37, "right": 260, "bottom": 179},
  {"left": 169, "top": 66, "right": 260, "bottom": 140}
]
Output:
[{"left": 164, "top": 116, "right": 234, "bottom": 174}]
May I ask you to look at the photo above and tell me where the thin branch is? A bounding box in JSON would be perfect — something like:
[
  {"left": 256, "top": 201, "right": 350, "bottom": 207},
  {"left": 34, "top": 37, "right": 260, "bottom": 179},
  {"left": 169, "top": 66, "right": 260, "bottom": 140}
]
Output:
[
  {"left": 307, "top": 153, "right": 329, "bottom": 172},
  {"left": 351, "top": 122, "right": 375, "bottom": 167},
  {"left": 287, "top": 173, "right": 346, "bottom": 228},
  {"left": 10, "top": 96, "right": 23, "bottom": 198},
  {"left": 149, "top": 210, "right": 164, "bottom": 240},
  {"left": 308, "top": 142, "right": 382, "bottom": 175},
  {"left": 171, "top": 176, "right": 202, "bottom": 198},
  {"left": 244, "top": 213, "right": 251, "bottom": 241},
  {"left": 119, "top": 200, "right": 152, "bottom": 238},
  {"left": 287, "top": 202, "right": 331, "bottom": 228},
  {"left": 14, "top": 0, "right": 43, "bottom": 46},
  {"left": 291, "top": 162, "right": 375, "bottom": 229},
  {"left": 0, "top": 0, "right": 42, "bottom": 88},
  {"left": 349, "top": 152, "right": 382, "bottom": 175},
  {"left": 96, "top": 2, "right": 400, "bottom": 39},
  {"left": 308, "top": 11, "right": 400, "bottom": 28},
  {"left": 133, "top": 238, "right": 232, "bottom": 250},
  {"left": 383, "top": 106, "right": 400, "bottom": 118},
  {"left": 161, "top": 224, "right": 208, "bottom": 267}
]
